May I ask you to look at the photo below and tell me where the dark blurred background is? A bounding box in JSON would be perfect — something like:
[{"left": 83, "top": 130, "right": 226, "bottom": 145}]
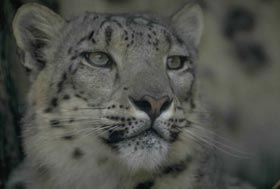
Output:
[{"left": 1, "top": 0, "right": 280, "bottom": 188}]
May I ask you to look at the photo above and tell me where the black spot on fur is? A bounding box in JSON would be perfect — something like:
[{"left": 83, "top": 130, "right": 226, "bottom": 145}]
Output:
[
  {"left": 75, "top": 94, "right": 83, "bottom": 99},
  {"left": 63, "top": 94, "right": 70, "bottom": 100},
  {"left": 50, "top": 120, "right": 61, "bottom": 127},
  {"left": 163, "top": 162, "right": 187, "bottom": 175},
  {"left": 92, "top": 38, "right": 96, "bottom": 44},
  {"left": 69, "top": 118, "right": 75, "bottom": 123},
  {"left": 135, "top": 180, "right": 154, "bottom": 189},
  {"left": 105, "top": 26, "right": 113, "bottom": 45},
  {"left": 63, "top": 135, "right": 75, "bottom": 140},
  {"left": 236, "top": 42, "right": 268, "bottom": 72},
  {"left": 62, "top": 72, "right": 67, "bottom": 80},
  {"left": 190, "top": 97, "right": 196, "bottom": 110},
  {"left": 224, "top": 6, "right": 255, "bottom": 38},
  {"left": 169, "top": 131, "right": 180, "bottom": 142},
  {"left": 44, "top": 107, "right": 52, "bottom": 113},
  {"left": 153, "top": 39, "right": 159, "bottom": 47},
  {"left": 82, "top": 13, "right": 90, "bottom": 22},
  {"left": 24, "top": 67, "right": 32, "bottom": 73},
  {"left": 57, "top": 72, "right": 67, "bottom": 93},
  {"left": 175, "top": 35, "right": 184, "bottom": 45},
  {"left": 70, "top": 55, "right": 78, "bottom": 60},
  {"left": 72, "top": 148, "right": 84, "bottom": 159},
  {"left": 68, "top": 47, "right": 73, "bottom": 55},
  {"left": 164, "top": 33, "right": 171, "bottom": 44},
  {"left": 88, "top": 30, "right": 95, "bottom": 40},
  {"left": 51, "top": 98, "right": 58, "bottom": 107}
]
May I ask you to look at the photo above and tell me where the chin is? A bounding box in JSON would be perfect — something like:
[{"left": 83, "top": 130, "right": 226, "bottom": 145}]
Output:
[{"left": 116, "top": 131, "right": 170, "bottom": 172}]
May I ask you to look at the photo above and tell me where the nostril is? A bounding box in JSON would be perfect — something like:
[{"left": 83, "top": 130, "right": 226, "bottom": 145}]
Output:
[
  {"left": 130, "top": 98, "right": 152, "bottom": 113},
  {"left": 129, "top": 95, "right": 173, "bottom": 120},
  {"left": 160, "top": 99, "right": 173, "bottom": 114}
]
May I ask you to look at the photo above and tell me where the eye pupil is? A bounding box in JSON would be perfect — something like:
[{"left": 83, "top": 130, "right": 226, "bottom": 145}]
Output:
[{"left": 96, "top": 54, "right": 104, "bottom": 60}]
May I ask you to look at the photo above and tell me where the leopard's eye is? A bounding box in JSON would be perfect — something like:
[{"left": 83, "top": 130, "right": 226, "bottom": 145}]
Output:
[
  {"left": 83, "top": 52, "right": 112, "bottom": 67},
  {"left": 166, "top": 56, "right": 189, "bottom": 70}
]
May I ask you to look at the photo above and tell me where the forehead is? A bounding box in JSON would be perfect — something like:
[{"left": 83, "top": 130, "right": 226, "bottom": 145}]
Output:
[
  {"left": 72, "top": 13, "right": 170, "bottom": 36},
  {"left": 63, "top": 13, "right": 185, "bottom": 54}
]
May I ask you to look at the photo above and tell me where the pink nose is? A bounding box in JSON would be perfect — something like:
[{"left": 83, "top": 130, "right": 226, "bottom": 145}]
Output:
[{"left": 131, "top": 95, "right": 172, "bottom": 120}]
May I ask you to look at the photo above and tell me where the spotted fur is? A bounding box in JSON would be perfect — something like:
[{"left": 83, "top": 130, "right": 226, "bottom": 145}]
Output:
[{"left": 8, "top": 2, "right": 255, "bottom": 189}]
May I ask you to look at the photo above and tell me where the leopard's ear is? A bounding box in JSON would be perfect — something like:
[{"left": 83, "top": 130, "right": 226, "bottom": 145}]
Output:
[
  {"left": 171, "top": 3, "right": 204, "bottom": 47},
  {"left": 13, "top": 3, "right": 65, "bottom": 76}
]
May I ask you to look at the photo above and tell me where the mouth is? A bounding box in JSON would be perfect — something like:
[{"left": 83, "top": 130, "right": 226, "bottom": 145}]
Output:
[
  {"left": 104, "top": 127, "right": 163, "bottom": 144},
  {"left": 103, "top": 126, "right": 180, "bottom": 145}
]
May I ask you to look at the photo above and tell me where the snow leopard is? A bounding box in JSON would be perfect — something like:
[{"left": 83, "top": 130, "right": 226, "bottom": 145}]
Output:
[{"left": 8, "top": 3, "right": 255, "bottom": 189}]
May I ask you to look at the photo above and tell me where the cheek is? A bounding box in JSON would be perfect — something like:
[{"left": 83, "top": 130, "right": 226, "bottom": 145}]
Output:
[
  {"left": 169, "top": 73, "right": 194, "bottom": 99},
  {"left": 72, "top": 65, "right": 116, "bottom": 99}
]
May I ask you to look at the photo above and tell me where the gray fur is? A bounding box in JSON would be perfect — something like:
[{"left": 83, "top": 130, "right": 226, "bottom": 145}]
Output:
[{"left": 9, "top": 3, "right": 254, "bottom": 189}]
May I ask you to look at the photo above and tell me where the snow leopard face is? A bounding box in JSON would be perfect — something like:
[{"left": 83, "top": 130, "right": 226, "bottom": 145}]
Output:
[{"left": 13, "top": 3, "right": 203, "bottom": 171}]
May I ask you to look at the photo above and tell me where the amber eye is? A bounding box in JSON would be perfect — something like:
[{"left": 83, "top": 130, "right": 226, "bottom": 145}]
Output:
[
  {"left": 166, "top": 56, "right": 189, "bottom": 70},
  {"left": 83, "top": 51, "right": 112, "bottom": 67}
]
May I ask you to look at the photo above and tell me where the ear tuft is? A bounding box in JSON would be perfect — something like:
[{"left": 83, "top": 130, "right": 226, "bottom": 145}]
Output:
[
  {"left": 171, "top": 4, "right": 204, "bottom": 47},
  {"left": 13, "top": 3, "right": 64, "bottom": 75}
]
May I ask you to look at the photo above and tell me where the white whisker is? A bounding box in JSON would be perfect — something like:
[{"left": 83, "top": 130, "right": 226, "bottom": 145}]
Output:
[{"left": 181, "top": 129, "right": 253, "bottom": 159}]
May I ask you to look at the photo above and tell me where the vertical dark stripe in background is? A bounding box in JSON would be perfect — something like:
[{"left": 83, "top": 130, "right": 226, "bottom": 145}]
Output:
[
  {"left": 1, "top": 1, "right": 23, "bottom": 188},
  {"left": 0, "top": 0, "right": 59, "bottom": 188}
]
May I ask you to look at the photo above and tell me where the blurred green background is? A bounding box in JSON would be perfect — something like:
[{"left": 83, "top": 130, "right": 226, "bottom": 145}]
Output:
[{"left": 1, "top": 0, "right": 280, "bottom": 188}]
